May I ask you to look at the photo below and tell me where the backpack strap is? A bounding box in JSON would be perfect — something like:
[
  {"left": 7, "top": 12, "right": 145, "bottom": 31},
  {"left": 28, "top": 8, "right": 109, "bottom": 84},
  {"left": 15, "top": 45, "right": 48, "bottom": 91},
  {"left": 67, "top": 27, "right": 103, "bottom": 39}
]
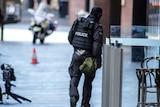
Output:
[{"left": 72, "top": 19, "right": 79, "bottom": 31}]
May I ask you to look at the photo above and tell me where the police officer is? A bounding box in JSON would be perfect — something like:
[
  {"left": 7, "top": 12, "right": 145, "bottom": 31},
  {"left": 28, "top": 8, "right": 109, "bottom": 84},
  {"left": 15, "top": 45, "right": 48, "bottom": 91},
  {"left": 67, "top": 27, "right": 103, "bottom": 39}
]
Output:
[{"left": 68, "top": 6, "right": 103, "bottom": 107}]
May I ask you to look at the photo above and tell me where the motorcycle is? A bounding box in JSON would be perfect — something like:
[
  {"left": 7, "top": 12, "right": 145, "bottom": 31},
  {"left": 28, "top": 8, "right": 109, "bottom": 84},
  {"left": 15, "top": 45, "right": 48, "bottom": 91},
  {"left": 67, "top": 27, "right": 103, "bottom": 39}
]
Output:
[{"left": 28, "top": 2, "right": 58, "bottom": 44}]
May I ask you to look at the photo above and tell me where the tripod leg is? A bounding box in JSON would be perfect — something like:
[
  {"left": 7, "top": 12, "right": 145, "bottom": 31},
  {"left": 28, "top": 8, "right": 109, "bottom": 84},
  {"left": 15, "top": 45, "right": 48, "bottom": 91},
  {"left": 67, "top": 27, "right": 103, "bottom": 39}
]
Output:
[
  {"left": 11, "top": 93, "right": 31, "bottom": 103},
  {"left": 9, "top": 93, "right": 22, "bottom": 104}
]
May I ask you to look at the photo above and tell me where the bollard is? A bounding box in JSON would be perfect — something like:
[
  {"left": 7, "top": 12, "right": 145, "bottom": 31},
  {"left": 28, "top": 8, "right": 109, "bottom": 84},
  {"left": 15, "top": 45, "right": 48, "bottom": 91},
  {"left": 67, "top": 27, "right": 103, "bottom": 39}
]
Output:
[
  {"left": 102, "top": 45, "right": 111, "bottom": 107},
  {"left": 102, "top": 44, "right": 123, "bottom": 107}
]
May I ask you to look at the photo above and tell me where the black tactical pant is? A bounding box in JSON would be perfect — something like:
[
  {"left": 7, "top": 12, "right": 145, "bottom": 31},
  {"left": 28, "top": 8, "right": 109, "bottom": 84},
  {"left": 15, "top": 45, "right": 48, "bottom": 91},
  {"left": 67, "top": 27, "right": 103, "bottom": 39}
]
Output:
[{"left": 69, "top": 52, "right": 96, "bottom": 106}]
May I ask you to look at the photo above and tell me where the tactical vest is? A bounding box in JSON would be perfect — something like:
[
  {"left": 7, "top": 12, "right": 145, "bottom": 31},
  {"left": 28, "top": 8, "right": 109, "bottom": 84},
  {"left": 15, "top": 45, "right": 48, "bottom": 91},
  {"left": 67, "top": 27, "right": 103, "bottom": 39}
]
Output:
[{"left": 72, "top": 17, "right": 95, "bottom": 51}]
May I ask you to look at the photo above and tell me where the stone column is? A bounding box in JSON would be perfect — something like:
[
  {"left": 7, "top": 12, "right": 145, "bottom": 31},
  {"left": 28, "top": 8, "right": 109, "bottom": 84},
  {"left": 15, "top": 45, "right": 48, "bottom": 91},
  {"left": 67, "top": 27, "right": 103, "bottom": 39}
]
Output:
[{"left": 95, "top": 0, "right": 110, "bottom": 43}]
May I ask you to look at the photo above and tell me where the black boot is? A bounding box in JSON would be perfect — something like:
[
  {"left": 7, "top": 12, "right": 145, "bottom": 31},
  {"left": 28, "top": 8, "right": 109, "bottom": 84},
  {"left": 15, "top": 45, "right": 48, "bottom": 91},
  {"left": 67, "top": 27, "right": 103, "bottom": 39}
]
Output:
[
  {"left": 81, "top": 104, "right": 90, "bottom": 107},
  {"left": 70, "top": 97, "right": 77, "bottom": 107}
]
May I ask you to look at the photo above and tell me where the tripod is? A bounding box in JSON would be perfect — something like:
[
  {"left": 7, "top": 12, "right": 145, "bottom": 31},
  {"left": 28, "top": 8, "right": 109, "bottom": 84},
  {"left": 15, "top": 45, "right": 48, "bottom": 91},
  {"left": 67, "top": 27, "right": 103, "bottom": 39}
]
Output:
[{"left": 2, "top": 81, "right": 32, "bottom": 104}]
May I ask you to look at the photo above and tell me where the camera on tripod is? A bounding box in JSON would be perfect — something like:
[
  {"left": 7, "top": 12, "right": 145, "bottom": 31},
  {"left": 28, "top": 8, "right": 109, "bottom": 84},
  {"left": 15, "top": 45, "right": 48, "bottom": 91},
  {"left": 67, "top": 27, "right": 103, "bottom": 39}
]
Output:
[
  {"left": 1, "top": 64, "right": 16, "bottom": 82},
  {"left": 0, "top": 63, "right": 31, "bottom": 104}
]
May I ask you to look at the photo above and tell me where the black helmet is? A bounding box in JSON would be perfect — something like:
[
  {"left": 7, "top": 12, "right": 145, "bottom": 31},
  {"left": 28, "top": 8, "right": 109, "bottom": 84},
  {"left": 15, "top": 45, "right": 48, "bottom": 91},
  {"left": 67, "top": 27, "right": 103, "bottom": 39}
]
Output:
[
  {"left": 90, "top": 6, "right": 102, "bottom": 21},
  {"left": 91, "top": 6, "right": 102, "bottom": 16}
]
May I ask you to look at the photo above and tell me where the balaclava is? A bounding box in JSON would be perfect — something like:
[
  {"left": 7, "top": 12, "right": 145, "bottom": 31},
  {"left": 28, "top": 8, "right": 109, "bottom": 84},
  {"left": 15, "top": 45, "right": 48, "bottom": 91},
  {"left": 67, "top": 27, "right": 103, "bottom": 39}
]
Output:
[{"left": 90, "top": 6, "right": 102, "bottom": 22}]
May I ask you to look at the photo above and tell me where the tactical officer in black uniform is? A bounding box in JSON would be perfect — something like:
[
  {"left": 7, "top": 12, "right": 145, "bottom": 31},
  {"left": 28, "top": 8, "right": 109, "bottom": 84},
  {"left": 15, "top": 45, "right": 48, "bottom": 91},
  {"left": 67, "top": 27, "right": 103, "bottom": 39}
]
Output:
[{"left": 68, "top": 6, "right": 103, "bottom": 107}]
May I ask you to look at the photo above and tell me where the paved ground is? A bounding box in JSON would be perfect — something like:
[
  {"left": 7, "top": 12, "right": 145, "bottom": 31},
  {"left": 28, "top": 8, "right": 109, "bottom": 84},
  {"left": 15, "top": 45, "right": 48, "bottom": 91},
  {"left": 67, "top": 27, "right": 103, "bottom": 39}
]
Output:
[
  {"left": 0, "top": 40, "right": 141, "bottom": 107},
  {"left": 2, "top": 24, "right": 70, "bottom": 43},
  {"left": 0, "top": 42, "right": 103, "bottom": 107}
]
